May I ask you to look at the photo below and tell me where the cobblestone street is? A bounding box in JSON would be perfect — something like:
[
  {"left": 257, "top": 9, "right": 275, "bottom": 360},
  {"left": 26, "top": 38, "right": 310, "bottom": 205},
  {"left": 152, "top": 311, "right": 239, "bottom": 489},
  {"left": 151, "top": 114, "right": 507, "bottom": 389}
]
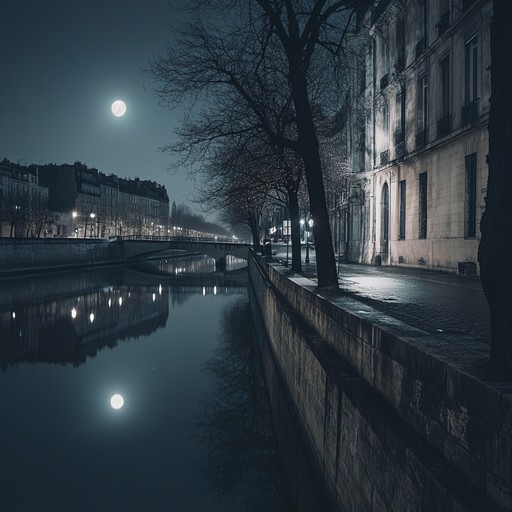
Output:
[{"left": 273, "top": 244, "right": 491, "bottom": 361}]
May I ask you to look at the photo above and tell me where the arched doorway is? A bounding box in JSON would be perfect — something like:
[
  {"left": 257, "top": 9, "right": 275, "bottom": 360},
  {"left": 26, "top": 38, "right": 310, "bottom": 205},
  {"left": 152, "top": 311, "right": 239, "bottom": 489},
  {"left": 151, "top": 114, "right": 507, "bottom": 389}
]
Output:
[{"left": 381, "top": 183, "right": 389, "bottom": 261}]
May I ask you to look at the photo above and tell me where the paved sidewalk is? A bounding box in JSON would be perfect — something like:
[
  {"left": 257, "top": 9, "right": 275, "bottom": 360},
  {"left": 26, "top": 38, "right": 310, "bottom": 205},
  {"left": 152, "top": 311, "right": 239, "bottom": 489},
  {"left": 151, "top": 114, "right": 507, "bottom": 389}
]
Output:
[{"left": 272, "top": 244, "right": 491, "bottom": 362}]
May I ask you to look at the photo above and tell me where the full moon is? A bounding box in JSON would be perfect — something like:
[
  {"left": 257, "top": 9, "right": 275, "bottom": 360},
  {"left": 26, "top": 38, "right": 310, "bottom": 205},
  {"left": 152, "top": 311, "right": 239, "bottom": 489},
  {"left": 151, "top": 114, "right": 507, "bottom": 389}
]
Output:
[
  {"left": 110, "top": 394, "right": 125, "bottom": 409},
  {"left": 111, "top": 100, "right": 126, "bottom": 117}
]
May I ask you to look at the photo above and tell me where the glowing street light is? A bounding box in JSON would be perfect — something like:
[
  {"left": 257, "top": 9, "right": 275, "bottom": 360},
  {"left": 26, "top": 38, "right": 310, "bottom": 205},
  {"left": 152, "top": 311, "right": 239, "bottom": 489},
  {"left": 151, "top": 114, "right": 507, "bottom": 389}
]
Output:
[{"left": 305, "top": 218, "right": 314, "bottom": 264}]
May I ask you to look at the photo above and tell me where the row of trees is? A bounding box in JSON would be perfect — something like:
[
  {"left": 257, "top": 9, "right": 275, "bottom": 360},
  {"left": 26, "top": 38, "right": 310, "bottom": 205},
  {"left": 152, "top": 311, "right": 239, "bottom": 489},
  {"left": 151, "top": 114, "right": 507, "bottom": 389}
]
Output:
[
  {"left": 0, "top": 190, "right": 56, "bottom": 238},
  {"left": 170, "top": 201, "right": 231, "bottom": 238},
  {"left": 150, "top": 1, "right": 512, "bottom": 372},
  {"left": 149, "top": 0, "right": 368, "bottom": 286}
]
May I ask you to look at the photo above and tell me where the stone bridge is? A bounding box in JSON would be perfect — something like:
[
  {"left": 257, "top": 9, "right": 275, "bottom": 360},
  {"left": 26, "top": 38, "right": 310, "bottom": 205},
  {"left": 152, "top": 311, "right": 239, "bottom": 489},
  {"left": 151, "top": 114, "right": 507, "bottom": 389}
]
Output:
[{"left": 114, "top": 238, "right": 251, "bottom": 269}]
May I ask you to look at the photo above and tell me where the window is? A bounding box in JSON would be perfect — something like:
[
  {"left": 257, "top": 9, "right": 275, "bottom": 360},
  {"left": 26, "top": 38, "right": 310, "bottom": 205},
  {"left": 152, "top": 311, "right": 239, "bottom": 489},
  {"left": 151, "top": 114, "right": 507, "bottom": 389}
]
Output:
[
  {"left": 382, "top": 102, "right": 389, "bottom": 135},
  {"left": 417, "top": 0, "right": 428, "bottom": 55},
  {"left": 396, "top": 19, "right": 405, "bottom": 70},
  {"left": 399, "top": 180, "right": 406, "bottom": 239},
  {"left": 380, "top": 35, "right": 389, "bottom": 88},
  {"left": 465, "top": 153, "right": 477, "bottom": 238},
  {"left": 437, "top": 55, "right": 451, "bottom": 137},
  {"left": 437, "top": 0, "right": 450, "bottom": 36},
  {"left": 465, "top": 33, "right": 479, "bottom": 103},
  {"left": 373, "top": 40, "right": 377, "bottom": 91},
  {"left": 419, "top": 172, "right": 428, "bottom": 239},
  {"left": 440, "top": 56, "right": 450, "bottom": 117},
  {"left": 462, "top": 33, "right": 479, "bottom": 125},
  {"left": 417, "top": 75, "right": 428, "bottom": 147},
  {"left": 396, "top": 89, "right": 406, "bottom": 139},
  {"left": 395, "top": 87, "right": 407, "bottom": 158}
]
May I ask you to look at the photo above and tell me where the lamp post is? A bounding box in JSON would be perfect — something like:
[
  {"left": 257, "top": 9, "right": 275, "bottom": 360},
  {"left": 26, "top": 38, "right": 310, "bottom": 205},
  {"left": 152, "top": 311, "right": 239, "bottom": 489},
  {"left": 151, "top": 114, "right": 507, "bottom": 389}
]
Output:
[
  {"left": 305, "top": 218, "right": 314, "bottom": 264},
  {"left": 90, "top": 213, "right": 96, "bottom": 237},
  {"left": 72, "top": 211, "right": 78, "bottom": 238}
]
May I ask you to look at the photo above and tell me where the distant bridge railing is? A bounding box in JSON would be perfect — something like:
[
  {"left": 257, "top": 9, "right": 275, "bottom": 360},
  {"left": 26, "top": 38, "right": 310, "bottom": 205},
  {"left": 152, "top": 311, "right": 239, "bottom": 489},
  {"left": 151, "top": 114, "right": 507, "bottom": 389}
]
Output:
[
  {"left": 109, "top": 234, "right": 245, "bottom": 243},
  {"left": 110, "top": 236, "right": 252, "bottom": 268}
]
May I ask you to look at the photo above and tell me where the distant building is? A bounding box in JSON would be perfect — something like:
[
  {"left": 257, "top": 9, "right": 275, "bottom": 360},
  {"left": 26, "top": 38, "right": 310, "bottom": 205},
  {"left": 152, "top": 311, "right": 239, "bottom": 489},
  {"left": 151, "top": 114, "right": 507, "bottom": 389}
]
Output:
[
  {"left": 0, "top": 159, "right": 50, "bottom": 237},
  {"left": 340, "top": 0, "right": 491, "bottom": 275},
  {"left": 1, "top": 159, "right": 169, "bottom": 238}
]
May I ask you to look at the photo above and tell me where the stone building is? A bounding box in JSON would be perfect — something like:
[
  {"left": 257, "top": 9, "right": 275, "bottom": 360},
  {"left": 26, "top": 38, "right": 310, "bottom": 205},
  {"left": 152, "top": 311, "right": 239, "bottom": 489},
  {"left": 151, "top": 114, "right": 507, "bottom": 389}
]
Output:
[
  {"left": 0, "top": 159, "right": 50, "bottom": 237},
  {"left": 342, "top": 0, "right": 491, "bottom": 275},
  {"left": 37, "top": 162, "right": 170, "bottom": 238},
  {"left": 0, "top": 159, "right": 169, "bottom": 238}
]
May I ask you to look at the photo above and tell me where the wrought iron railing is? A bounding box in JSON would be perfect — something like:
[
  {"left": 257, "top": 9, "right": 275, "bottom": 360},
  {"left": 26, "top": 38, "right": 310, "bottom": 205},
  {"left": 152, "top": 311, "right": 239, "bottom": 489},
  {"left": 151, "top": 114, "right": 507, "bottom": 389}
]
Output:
[
  {"left": 437, "top": 10, "right": 450, "bottom": 37},
  {"left": 416, "top": 37, "right": 426, "bottom": 58},
  {"left": 395, "top": 140, "right": 407, "bottom": 160},
  {"left": 380, "top": 74, "right": 389, "bottom": 90},
  {"left": 394, "top": 55, "right": 405, "bottom": 73},
  {"left": 436, "top": 114, "right": 452, "bottom": 138},
  {"left": 415, "top": 129, "right": 427, "bottom": 149},
  {"left": 461, "top": 98, "right": 479, "bottom": 126},
  {"left": 380, "top": 150, "right": 390, "bottom": 166}
]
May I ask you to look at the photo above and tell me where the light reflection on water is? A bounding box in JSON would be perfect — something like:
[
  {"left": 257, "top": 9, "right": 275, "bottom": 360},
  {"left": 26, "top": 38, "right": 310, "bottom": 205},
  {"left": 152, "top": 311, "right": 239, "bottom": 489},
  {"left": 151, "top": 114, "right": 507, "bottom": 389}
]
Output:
[
  {"left": 0, "top": 257, "right": 292, "bottom": 512},
  {"left": 146, "top": 253, "right": 248, "bottom": 275}
]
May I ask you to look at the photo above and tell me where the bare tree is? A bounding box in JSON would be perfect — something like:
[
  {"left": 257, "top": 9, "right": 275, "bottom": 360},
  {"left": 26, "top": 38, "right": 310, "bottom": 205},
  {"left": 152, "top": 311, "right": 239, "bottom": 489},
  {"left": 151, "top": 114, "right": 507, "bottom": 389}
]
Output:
[
  {"left": 150, "top": 0, "right": 371, "bottom": 287},
  {"left": 31, "top": 195, "right": 58, "bottom": 238},
  {"left": 3, "top": 190, "right": 28, "bottom": 237}
]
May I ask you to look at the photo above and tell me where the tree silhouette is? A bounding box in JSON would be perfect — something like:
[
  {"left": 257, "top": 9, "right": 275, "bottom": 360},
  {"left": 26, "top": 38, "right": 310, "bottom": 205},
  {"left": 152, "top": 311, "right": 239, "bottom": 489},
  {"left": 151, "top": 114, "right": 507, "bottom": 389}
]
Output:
[
  {"left": 150, "top": 0, "right": 371, "bottom": 287},
  {"left": 478, "top": 0, "right": 512, "bottom": 373}
]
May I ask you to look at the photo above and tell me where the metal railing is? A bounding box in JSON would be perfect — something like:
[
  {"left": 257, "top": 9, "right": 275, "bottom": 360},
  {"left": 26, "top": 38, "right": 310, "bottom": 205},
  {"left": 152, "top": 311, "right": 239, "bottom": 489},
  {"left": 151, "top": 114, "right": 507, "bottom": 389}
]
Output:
[
  {"left": 436, "top": 114, "right": 452, "bottom": 138},
  {"left": 461, "top": 98, "right": 480, "bottom": 126}
]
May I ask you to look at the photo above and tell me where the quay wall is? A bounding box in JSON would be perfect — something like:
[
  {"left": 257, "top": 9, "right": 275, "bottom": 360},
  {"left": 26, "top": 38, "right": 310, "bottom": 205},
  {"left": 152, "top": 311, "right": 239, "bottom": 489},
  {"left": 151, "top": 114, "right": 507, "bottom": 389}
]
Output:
[
  {"left": 248, "top": 251, "right": 511, "bottom": 511},
  {"left": 0, "top": 238, "right": 119, "bottom": 275}
]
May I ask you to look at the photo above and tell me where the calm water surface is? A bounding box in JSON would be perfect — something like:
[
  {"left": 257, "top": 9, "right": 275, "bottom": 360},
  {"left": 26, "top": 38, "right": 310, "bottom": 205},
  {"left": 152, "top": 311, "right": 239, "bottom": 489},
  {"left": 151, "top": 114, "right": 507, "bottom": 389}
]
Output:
[{"left": 0, "top": 255, "right": 293, "bottom": 512}]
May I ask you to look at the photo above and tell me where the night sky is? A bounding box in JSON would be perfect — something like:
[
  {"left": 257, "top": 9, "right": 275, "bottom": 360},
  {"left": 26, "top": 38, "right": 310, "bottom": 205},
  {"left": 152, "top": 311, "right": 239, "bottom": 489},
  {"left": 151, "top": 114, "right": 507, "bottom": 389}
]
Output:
[{"left": 0, "top": 0, "right": 193, "bottom": 208}]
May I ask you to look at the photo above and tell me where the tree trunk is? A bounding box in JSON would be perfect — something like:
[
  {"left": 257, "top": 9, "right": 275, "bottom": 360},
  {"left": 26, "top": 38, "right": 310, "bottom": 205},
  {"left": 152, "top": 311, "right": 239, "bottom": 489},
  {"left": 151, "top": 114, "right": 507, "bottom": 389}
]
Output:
[
  {"left": 288, "top": 58, "right": 338, "bottom": 288},
  {"left": 478, "top": 0, "right": 512, "bottom": 373},
  {"left": 288, "top": 186, "right": 302, "bottom": 273}
]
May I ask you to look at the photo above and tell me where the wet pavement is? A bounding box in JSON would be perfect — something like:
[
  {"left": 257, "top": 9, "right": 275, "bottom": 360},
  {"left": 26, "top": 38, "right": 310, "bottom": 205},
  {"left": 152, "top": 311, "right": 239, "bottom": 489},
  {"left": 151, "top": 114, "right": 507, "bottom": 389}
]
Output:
[{"left": 273, "top": 245, "right": 491, "bottom": 360}]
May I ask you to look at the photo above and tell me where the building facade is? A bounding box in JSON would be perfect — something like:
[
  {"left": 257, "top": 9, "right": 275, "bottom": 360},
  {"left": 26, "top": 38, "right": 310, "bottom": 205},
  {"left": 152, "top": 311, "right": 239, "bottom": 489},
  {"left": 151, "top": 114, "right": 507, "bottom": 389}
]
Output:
[
  {"left": 0, "top": 159, "right": 51, "bottom": 238},
  {"left": 0, "top": 159, "right": 169, "bottom": 239},
  {"left": 343, "top": 0, "right": 491, "bottom": 275}
]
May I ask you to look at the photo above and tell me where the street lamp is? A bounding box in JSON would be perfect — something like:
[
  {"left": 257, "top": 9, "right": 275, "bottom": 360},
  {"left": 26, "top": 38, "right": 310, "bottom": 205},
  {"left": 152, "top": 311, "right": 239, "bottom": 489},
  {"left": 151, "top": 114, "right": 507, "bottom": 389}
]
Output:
[
  {"left": 72, "top": 211, "right": 78, "bottom": 238},
  {"left": 90, "top": 213, "right": 96, "bottom": 237},
  {"left": 305, "top": 218, "right": 314, "bottom": 264}
]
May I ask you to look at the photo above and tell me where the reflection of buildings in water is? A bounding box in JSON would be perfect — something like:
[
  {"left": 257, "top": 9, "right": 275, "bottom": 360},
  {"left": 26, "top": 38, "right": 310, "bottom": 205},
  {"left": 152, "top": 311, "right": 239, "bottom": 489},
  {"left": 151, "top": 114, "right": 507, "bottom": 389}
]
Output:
[
  {"left": 0, "top": 257, "right": 249, "bottom": 371},
  {"left": 0, "top": 283, "right": 169, "bottom": 370},
  {"left": 194, "top": 299, "right": 291, "bottom": 510},
  {"left": 161, "top": 254, "right": 216, "bottom": 275}
]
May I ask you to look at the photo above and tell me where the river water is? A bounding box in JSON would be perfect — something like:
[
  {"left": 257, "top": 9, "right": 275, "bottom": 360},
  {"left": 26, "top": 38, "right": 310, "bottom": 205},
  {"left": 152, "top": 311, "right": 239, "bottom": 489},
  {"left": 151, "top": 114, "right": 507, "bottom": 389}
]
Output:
[{"left": 0, "top": 254, "right": 295, "bottom": 512}]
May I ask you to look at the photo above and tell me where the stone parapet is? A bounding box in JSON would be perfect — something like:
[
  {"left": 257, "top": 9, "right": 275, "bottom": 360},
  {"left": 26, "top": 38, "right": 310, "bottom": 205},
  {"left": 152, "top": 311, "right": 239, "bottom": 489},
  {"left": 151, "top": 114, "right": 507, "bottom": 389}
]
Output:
[
  {"left": 0, "top": 238, "right": 119, "bottom": 275},
  {"left": 249, "top": 251, "right": 510, "bottom": 511}
]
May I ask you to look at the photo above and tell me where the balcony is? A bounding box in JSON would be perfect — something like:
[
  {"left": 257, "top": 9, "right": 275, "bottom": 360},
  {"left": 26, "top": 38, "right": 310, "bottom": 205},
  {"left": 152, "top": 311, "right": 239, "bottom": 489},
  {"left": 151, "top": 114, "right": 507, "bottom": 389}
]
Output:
[
  {"left": 437, "top": 10, "right": 450, "bottom": 38},
  {"left": 415, "top": 129, "right": 427, "bottom": 149},
  {"left": 395, "top": 140, "right": 407, "bottom": 160},
  {"left": 394, "top": 55, "right": 405, "bottom": 73},
  {"left": 461, "top": 98, "right": 480, "bottom": 126},
  {"left": 380, "top": 150, "right": 390, "bottom": 166},
  {"left": 380, "top": 74, "right": 389, "bottom": 90},
  {"left": 436, "top": 114, "right": 452, "bottom": 138},
  {"left": 394, "top": 130, "right": 405, "bottom": 146},
  {"left": 415, "top": 37, "right": 426, "bottom": 58}
]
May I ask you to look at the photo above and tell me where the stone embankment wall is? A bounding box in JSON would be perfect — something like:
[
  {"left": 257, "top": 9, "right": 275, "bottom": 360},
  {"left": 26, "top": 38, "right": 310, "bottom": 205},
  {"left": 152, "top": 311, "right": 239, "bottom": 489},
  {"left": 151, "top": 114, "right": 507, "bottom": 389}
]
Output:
[
  {"left": 249, "top": 252, "right": 511, "bottom": 512},
  {"left": 0, "top": 239, "right": 119, "bottom": 275}
]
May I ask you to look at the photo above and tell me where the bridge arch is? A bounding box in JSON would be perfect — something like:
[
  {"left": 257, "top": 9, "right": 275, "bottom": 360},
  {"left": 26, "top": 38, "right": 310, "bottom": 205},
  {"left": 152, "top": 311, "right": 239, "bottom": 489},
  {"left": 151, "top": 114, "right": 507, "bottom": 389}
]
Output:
[{"left": 114, "top": 238, "right": 251, "bottom": 268}]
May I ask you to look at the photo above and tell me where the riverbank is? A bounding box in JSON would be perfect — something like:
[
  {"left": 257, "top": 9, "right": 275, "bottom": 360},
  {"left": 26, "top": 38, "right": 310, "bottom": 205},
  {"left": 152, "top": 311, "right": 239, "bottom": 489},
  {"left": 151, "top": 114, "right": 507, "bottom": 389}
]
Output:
[{"left": 249, "top": 250, "right": 510, "bottom": 511}]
